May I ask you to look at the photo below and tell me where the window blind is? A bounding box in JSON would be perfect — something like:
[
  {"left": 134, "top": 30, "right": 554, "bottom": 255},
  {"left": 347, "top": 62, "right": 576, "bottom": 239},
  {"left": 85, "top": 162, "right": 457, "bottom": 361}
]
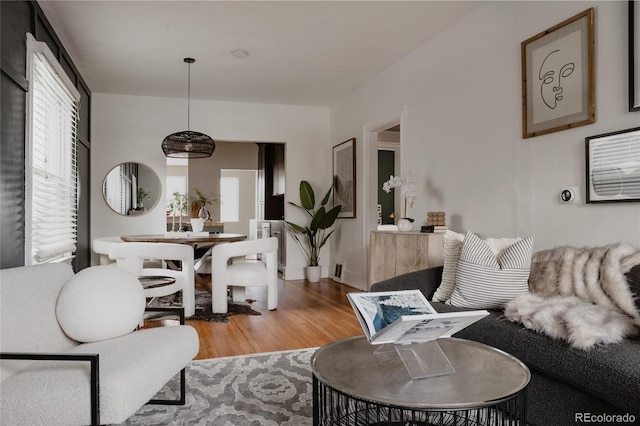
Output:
[{"left": 25, "top": 34, "right": 80, "bottom": 264}]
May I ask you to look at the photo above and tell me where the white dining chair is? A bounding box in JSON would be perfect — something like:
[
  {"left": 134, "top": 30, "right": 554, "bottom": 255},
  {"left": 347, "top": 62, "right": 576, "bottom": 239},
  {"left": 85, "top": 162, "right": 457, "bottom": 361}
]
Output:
[
  {"left": 210, "top": 237, "right": 278, "bottom": 314},
  {"left": 108, "top": 242, "right": 195, "bottom": 317},
  {"left": 92, "top": 236, "right": 123, "bottom": 265}
]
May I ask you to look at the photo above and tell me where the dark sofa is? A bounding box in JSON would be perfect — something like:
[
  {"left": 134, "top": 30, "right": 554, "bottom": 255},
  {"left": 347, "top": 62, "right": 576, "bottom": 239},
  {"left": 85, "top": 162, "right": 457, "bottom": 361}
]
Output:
[{"left": 370, "top": 265, "right": 640, "bottom": 426}]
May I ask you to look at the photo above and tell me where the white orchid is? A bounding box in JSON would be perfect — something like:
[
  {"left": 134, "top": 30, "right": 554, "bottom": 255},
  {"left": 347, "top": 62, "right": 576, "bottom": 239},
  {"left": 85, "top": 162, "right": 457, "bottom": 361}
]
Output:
[
  {"left": 382, "top": 175, "right": 404, "bottom": 193},
  {"left": 382, "top": 175, "right": 416, "bottom": 210}
]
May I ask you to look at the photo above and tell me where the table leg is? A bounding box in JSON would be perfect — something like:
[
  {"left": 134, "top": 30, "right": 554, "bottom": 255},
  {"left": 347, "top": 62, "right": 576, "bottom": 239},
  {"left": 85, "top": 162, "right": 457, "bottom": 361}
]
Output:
[
  {"left": 195, "top": 273, "right": 213, "bottom": 293},
  {"left": 166, "top": 242, "right": 219, "bottom": 294},
  {"left": 193, "top": 245, "right": 213, "bottom": 271},
  {"left": 165, "top": 258, "right": 212, "bottom": 294},
  {"left": 193, "top": 244, "right": 215, "bottom": 294}
]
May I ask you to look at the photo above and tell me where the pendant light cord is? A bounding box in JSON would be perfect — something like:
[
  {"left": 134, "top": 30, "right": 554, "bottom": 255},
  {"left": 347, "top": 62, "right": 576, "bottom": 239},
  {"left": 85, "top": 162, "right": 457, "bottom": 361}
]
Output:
[
  {"left": 187, "top": 60, "right": 191, "bottom": 131},
  {"left": 184, "top": 57, "right": 195, "bottom": 131}
]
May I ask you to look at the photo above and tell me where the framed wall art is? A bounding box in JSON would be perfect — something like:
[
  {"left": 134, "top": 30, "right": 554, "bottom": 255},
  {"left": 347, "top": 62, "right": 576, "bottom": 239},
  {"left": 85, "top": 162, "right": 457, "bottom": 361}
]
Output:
[
  {"left": 585, "top": 126, "right": 640, "bottom": 203},
  {"left": 333, "top": 138, "right": 356, "bottom": 218},
  {"left": 630, "top": 0, "right": 640, "bottom": 111},
  {"left": 522, "top": 8, "right": 595, "bottom": 138}
]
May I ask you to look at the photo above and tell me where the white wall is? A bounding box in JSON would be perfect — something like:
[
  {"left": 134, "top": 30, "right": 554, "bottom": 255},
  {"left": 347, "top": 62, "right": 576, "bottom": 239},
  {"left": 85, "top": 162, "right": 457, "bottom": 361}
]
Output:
[
  {"left": 329, "top": 1, "right": 640, "bottom": 290},
  {"left": 91, "top": 93, "right": 330, "bottom": 278}
]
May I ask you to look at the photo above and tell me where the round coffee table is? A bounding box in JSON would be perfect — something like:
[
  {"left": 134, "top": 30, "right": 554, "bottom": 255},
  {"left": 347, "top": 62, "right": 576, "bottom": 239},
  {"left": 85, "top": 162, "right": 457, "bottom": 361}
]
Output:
[{"left": 311, "top": 336, "right": 530, "bottom": 426}]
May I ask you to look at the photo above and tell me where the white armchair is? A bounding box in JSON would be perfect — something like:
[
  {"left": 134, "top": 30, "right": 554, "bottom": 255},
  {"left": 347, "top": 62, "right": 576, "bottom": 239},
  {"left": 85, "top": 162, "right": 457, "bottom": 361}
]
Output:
[
  {"left": 0, "top": 263, "right": 199, "bottom": 425},
  {"left": 211, "top": 237, "right": 278, "bottom": 314},
  {"left": 108, "top": 242, "right": 196, "bottom": 317}
]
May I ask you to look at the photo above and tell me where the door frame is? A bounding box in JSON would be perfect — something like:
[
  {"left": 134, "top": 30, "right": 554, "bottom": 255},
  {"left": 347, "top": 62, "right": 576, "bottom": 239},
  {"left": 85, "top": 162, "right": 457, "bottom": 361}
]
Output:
[{"left": 362, "top": 106, "right": 408, "bottom": 273}]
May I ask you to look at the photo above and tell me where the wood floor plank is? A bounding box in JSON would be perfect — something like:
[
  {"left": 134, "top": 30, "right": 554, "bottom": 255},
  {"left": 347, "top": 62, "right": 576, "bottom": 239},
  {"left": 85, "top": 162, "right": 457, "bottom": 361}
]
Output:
[{"left": 184, "top": 277, "right": 364, "bottom": 359}]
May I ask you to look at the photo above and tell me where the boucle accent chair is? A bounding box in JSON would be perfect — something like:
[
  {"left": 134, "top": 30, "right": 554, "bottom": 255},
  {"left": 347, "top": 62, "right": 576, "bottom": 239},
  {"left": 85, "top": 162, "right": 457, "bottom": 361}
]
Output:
[
  {"left": 108, "top": 242, "right": 196, "bottom": 317},
  {"left": 210, "top": 237, "right": 278, "bottom": 314},
  {"left": 0, "top": 263, "right": 199, "bottom": 426}
]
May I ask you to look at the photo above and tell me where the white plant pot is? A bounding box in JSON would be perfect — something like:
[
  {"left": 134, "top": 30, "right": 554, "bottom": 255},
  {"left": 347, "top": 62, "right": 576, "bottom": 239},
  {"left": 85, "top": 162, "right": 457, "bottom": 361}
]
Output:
[
  {"left": 397, "top": 218, "right": 413, "bottom": 232},
  {"left": 190, "top": 218, "right": 205, "bottom": 232},
  {"left": 305, "top": 266, "right": 322, "bottom": 283}
]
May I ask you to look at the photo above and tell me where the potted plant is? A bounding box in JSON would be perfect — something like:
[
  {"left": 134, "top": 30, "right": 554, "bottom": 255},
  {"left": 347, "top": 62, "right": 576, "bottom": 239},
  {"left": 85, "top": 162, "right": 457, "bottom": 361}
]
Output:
[
  {"left": 136, "top": 187, "right": 150, "bottom": 211},
  {"left": 168, "top": 191, "right": 189, "bottom": 232},
  {"left": 286, "top": 180, "right": 342, "bottom": 282},
  {"left": 190, "top": 188, "right": 219, "bottom": 220}
]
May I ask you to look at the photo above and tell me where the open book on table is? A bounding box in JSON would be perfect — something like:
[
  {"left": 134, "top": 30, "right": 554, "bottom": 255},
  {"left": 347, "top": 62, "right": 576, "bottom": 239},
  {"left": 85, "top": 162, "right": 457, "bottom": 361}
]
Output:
[{"left": 348, "top": 290, "right": 489, "bottom": 345}]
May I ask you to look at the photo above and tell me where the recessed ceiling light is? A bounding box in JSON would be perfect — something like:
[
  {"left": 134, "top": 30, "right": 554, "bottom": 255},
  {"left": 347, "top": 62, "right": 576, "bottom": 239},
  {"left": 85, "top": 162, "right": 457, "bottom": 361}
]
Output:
[{"left": 230, "top": 49, "right": 250, "bottom": 58}]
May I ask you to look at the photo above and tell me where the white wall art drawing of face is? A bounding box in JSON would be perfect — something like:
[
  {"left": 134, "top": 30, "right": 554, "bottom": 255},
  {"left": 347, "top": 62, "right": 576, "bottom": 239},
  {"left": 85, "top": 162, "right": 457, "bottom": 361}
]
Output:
[{"left": 532, "top": 29, "right": 583, "bottom": 125}]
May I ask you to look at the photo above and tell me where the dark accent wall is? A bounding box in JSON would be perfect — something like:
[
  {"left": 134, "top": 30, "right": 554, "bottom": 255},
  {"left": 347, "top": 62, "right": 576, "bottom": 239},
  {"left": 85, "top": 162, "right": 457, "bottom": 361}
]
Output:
[{"left": 1, "top": 0, "right": 91, "bottom": 270}]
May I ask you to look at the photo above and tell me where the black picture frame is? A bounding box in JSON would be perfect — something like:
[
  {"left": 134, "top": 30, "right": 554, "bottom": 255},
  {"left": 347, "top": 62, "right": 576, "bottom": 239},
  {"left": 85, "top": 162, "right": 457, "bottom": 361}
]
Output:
[
  {"left": 585, "top": 126, "right": 640, "bottom": 203},
  {"left": 630, "top": 1, "right": 640, "bottom": 111},
  {"left": 332, "top": 138, "right": 356, "bottom": 218}
]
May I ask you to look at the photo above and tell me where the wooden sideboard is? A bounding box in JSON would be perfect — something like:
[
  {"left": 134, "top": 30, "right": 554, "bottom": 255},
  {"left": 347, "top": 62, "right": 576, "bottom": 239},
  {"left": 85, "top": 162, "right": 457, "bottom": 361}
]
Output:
[{"left": 368, "top": 231, "right": 445, "bottom": 290}]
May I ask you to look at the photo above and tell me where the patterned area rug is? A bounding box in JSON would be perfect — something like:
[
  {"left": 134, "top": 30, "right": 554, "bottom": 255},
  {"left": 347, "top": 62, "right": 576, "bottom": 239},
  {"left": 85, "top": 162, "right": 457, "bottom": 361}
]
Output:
[
  {"left": 118, "top": 348, "right": 317, "bottom": 425},
  {"left": 147, "top": 290, "right": 262, "bottom": 323}
]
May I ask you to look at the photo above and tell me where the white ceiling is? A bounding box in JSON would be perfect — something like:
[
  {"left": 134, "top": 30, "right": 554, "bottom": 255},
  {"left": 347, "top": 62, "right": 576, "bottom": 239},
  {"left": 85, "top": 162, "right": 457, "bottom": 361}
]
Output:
[{"left": 38, "top": 1, "right": 477, "bottom": 107}]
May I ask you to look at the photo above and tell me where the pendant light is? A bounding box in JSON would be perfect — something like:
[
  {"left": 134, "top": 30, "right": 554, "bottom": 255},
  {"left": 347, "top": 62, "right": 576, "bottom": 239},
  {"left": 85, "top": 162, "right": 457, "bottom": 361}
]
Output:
[{"left": 162, "top": 58, "right": 215, "bottom": 158}]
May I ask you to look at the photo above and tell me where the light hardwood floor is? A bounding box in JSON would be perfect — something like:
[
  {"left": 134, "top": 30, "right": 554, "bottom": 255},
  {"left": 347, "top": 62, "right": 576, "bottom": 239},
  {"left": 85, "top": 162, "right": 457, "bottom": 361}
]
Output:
[{"left": 181, "top": 276, "right": 364, "bottom": 360}]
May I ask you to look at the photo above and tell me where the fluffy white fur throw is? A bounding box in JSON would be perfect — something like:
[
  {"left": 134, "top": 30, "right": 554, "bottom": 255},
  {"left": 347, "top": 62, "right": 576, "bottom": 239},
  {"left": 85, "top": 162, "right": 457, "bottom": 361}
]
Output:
[{"left": 505, "top": 243, "right": 640, "bottom": 349}]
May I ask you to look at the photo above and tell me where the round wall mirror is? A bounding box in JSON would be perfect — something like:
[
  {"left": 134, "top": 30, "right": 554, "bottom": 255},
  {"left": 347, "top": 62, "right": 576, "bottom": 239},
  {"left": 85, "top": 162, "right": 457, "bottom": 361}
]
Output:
[{"left": 103, "top": 162, "right": 161, "bottom": 216}]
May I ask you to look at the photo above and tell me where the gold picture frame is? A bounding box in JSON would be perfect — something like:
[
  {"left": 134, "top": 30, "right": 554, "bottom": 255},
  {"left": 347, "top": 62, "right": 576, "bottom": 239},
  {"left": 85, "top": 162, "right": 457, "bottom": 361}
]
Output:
[{"left": 522, "top": 8, "right": 595, "bottom": 138}]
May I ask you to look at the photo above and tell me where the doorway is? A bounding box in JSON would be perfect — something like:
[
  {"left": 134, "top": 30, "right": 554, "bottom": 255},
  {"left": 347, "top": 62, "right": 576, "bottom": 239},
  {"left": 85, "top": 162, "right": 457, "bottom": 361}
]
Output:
[
  {"left": 165, "top": 140, "right": 284, "bottom": 228},
  {"left": 363, "top": 109, "right": 407, "bottom": 270},
  {"left": 377, "top": 125, "right": 401, "bottom": 225},
  {"left": 364, "top": 109, "right": 406, "bottom": 231}
]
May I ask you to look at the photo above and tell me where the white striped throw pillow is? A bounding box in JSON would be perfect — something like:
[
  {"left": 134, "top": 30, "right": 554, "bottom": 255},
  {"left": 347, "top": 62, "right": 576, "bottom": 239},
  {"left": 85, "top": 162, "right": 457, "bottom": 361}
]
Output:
[
  {"left": 432, "top": 230, "right": 522, "bottom": 302},
  {"left": 448, "top": 231, "right": 533, "bottom": 309},
  {"left": 432, "top": 230, "right": 465, "bottom": 302}
]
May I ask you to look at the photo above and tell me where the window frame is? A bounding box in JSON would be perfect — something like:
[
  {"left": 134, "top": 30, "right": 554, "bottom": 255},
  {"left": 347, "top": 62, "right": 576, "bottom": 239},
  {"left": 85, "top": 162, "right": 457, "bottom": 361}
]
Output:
[{"left": 24, "top": 33, "right": 81, "bottom": 265}]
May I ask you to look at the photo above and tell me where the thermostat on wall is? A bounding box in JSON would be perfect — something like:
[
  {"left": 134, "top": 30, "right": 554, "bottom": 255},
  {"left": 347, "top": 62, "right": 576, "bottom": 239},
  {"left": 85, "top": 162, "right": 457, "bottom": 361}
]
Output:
[{"left": 560, "top": 187, "right": 580, "bottom": 203}]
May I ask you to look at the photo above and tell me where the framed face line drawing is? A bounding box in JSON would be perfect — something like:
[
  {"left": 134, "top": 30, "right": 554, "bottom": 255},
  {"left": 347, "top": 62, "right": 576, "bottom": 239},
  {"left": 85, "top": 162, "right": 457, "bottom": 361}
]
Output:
[
  {"left": 521, "top": 8, "right": 595, "bottom": 138},
  {"left": 333, "top": 138, "right": 356, "bottom": 218}
]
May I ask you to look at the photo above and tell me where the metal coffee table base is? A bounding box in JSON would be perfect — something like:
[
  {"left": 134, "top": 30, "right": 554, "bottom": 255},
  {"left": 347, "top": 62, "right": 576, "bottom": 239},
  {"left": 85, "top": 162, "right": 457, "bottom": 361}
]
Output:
[
  {"left": 313, "top": 377, "right": 526, "bottom": 425},
  {"left": 311, "top": 337, "right": 530, "bottom": 426}
]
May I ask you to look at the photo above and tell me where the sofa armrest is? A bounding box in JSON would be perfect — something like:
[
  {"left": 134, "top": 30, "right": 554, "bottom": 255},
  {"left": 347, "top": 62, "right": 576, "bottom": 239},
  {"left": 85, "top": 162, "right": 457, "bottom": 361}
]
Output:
[
  {"left": 370, "top": 266, "right": 444, "bottom": 300},
  {"left": 0, "top": 352, "right": 100, "bottom": 425}
]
